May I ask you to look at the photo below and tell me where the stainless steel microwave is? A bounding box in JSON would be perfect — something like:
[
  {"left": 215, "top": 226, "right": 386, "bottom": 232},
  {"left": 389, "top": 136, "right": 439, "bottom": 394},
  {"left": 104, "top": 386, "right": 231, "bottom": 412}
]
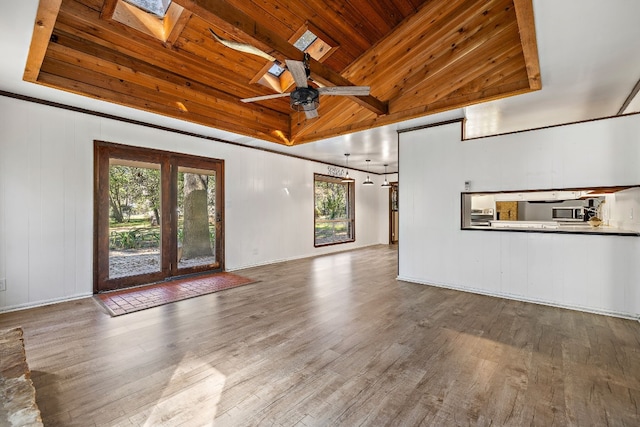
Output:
[{"left": 552, "top": 206, "right": 585, "bottom": 221}]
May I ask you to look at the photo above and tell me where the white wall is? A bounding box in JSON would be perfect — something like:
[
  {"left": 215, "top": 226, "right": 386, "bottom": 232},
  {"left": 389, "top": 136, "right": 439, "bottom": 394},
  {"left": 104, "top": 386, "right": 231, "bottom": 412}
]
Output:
[
  {"left": 0, "top": 96, "right": 390, "bottom": 311},
  {"left": 399, "top": 116, "right": 640, "bottom": 319}
]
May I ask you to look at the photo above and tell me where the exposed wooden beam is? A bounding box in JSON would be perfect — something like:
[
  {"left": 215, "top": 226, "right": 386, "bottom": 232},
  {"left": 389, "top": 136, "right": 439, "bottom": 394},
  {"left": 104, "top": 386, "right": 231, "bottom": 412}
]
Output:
[
  {"left": 513, "top": 0, "right": 541, "bottom": 90},
  {"left": 172, "top": 0, "right": 388, "bottom": 115},
  {"left": 306, "top": 61, "right": 387, "bottom": 115},
  {"left": 164, "top": 9, "right": 193, "bottom": 45},
  {"left": 100, "top": 0, "right": 118, "bottom": 20},
  {"left": 23, "top": 0, "right": 62, "bottom": 82}
]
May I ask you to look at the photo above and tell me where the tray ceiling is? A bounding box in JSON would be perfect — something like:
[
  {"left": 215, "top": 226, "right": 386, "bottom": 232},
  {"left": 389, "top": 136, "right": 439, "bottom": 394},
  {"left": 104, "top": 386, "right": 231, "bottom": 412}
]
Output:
[{"left": 25, "top": 0, "right": 540, "bottom": 146}]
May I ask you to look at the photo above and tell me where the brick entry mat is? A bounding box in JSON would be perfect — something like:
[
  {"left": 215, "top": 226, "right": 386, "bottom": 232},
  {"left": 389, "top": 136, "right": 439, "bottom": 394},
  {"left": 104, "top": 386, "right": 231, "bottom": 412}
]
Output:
[{"left": 95, "top": 272, "right": 257, "bottom": 316}]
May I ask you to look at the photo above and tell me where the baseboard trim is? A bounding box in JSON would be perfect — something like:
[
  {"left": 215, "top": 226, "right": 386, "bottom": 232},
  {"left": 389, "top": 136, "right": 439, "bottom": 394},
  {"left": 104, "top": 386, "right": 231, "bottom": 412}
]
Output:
[
  {"left": 0, "top": 293, "right": 93, "bottom": 314},
  {"left": 396, "top": 275, "right": 639, "bottom": 321},
  {"left": 227, "top": 243, "right": 385, "bottom": 272}
]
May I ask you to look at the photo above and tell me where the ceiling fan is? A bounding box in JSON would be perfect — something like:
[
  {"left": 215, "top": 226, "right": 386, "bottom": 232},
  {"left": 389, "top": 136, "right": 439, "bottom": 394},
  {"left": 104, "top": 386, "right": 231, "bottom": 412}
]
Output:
[{"left": 209, "top": 30, "right": 369, "bottom": 119}]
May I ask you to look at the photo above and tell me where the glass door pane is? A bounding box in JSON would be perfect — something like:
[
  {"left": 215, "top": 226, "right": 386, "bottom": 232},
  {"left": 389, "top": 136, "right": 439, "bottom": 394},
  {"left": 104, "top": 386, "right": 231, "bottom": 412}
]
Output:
[
  {"left": 176, "top": 166, "right": 218, "bottom": 270},
  {"left": 108, "top": 159, "right": 162, "bottom": 279}
]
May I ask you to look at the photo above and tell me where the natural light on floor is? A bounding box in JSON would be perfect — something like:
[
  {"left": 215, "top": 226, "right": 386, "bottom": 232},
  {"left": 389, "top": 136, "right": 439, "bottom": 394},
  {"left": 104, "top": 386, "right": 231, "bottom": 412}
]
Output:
[{"left": 141, "top": 353, "right": 226, "bottom": 426}]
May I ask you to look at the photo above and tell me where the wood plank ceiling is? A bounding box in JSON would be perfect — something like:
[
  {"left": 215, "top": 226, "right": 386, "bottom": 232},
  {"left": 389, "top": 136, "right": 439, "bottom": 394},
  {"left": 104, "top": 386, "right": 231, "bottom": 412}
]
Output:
[{"left": 25, "top": 0, "right": 540, "bottom": 146}]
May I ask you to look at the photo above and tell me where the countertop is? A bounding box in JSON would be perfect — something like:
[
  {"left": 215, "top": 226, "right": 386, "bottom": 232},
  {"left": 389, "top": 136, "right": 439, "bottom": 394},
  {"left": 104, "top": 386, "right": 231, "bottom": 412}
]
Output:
[{"left": 465, "top": 220, "right": 640, "bottom": 236}]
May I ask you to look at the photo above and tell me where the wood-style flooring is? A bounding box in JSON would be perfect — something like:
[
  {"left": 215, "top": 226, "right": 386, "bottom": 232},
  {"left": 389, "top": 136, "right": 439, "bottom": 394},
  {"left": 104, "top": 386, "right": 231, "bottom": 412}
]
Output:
[{"left": 1, "top": 245, "right": 639, "bottom": 426}]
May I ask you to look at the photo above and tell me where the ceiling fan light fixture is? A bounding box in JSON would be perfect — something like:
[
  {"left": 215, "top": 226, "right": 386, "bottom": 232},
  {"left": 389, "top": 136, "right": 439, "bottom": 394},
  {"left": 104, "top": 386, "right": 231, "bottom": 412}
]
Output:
[
  {"left": 290, "top": 87, "right": 319, "bottom": 112},
  {"left": 242, "top": 57, "right": 369, "bottom": 121}
]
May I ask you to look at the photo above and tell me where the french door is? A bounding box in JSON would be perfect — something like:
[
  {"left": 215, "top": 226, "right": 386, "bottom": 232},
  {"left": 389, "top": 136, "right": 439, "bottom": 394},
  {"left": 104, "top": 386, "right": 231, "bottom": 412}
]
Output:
[{"left": 94, "top": 141, "right": 224, "bottom": 292}]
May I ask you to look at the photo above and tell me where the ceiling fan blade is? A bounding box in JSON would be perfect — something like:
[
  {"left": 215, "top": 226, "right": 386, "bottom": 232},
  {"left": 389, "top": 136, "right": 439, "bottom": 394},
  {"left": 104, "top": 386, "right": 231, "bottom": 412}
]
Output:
[
  {"left": 304, "top": 108, "right": 319, "bottom": 119},
  {"left": 317, "top": 86, "right": 370, "bottom": 96},
  {"left": 209, "top": 29, "right": 276, "bottom": 62},
  {"left": 241, "top": 92, "right": 290, "bottom": 103},
  {"left": 285, "top": 59, "right": 308, "bottom": 88}
]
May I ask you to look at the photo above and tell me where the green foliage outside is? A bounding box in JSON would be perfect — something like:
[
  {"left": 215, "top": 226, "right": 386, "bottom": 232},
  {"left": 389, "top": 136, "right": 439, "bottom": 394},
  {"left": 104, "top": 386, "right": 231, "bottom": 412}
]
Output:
[
  {"left": 108, "top": 165, "right": 217, "bottom": 251},
  {"left": 315, "top": 180, "right": 347, "bottom": 220},
  {"left": 109, "top": 226, "right": 160, "bottom": 250},
  {"left": 109, "top": 223, "right": 216, "bottom": 250},
  {"left": 314, "top": 221, "right": 349, "bottom": 240},
  {"left": 314, "top": 179, "right": 352, "bottom": 244},
  {"left": 109, "top": 218, "right": 148, "bottom": 228},
  {"left": 109, "top": 165, "right": 161, "bottom": 224}
]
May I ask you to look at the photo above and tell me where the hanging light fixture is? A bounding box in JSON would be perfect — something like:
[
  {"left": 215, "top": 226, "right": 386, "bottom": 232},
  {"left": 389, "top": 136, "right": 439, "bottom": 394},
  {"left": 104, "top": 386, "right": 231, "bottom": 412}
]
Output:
[
  {"left": 341, "top": 153, "right": 355, "bottom": 182},
  {"left": 381, "top": 164, "right": 391, "bottom": 188},
  {"left": 363, "top": 159, "right": 374, "bottom": 185}
]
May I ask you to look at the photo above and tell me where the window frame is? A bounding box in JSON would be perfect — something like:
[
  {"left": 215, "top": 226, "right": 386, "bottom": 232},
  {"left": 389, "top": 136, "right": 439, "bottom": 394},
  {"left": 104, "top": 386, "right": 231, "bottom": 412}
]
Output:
[{"left": 313, "top": 173, "right": 355, "bottom": 247}]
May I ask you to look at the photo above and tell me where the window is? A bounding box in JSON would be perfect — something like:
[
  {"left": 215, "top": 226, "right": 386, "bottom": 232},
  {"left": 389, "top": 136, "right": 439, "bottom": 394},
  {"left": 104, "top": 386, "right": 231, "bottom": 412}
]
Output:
[
  {"left": 293, "top": 30, "right": 318, "bottom": 52},
  {"left": 314, "top": 174, "right": 355, "bottom": 246},
  {"left": 267, "top": 63, "right": 286, "bottom": 78},
  {"left": 290, "top": 23, "right": 337, "bottom": 62}
]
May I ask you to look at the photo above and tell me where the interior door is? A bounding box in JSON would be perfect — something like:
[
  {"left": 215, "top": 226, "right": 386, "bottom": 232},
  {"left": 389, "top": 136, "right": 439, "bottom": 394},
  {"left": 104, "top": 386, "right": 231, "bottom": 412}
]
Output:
[
  {"left": 390, "top": 183, "right": 398, "bottom": 244},
  {"left": 94, "top": 141, "right": 224, "bottom": 293}
]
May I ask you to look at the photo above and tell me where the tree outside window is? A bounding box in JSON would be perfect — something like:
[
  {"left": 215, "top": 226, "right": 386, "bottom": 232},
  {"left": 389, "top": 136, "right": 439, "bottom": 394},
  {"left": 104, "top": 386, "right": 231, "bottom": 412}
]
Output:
[{"left": 314, "top": 174, "right": 355, "bottom": 246}]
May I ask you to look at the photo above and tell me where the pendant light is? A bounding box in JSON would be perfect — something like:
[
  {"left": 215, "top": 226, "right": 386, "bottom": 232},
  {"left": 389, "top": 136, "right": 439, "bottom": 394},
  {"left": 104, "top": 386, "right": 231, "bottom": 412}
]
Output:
[
  {"left": 341, "top": 153, "right": 355, "bottom": 182},
  {"left": 363, "top": 159, "right": 374, "bottom": 185},
  {"left": 381, "top": 164, "right": 391, "bottom": 188}
]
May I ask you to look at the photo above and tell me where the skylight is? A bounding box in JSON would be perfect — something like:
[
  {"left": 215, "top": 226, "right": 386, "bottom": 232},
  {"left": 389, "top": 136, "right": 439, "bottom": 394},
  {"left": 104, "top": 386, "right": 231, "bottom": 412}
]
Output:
[
  {"left": 267, "top": 31, "right": 317, "bottom": 77},
  {"left": 123, "top": 0, "right": 172, "bottom": 18},
  {"left": 111, "top": 0, "right": 184, "bottom": 41},
  {"left": 268, "top": 63, "right": 286, "bottom": 77},
  {"left": 254, "top": 25, "right": 335, "bottom": 93},
  {"left": 293, "top": 30, "right": 318, "bottom": 52}
]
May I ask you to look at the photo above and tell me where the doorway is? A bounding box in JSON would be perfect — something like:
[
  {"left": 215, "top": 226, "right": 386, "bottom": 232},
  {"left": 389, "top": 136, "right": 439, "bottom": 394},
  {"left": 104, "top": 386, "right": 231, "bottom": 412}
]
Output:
[
  {"left": 94, "top": 141, "right": 224, "bottom": 293},
  {"left": 389, "top": 182, "right": 398, "bottom": 244}
]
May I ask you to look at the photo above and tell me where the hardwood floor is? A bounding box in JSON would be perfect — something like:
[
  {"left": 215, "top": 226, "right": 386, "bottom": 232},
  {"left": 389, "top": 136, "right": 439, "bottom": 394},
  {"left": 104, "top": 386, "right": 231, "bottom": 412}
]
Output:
[{"left": 1, "top": 244, "right": 639, "bottom": 426}]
